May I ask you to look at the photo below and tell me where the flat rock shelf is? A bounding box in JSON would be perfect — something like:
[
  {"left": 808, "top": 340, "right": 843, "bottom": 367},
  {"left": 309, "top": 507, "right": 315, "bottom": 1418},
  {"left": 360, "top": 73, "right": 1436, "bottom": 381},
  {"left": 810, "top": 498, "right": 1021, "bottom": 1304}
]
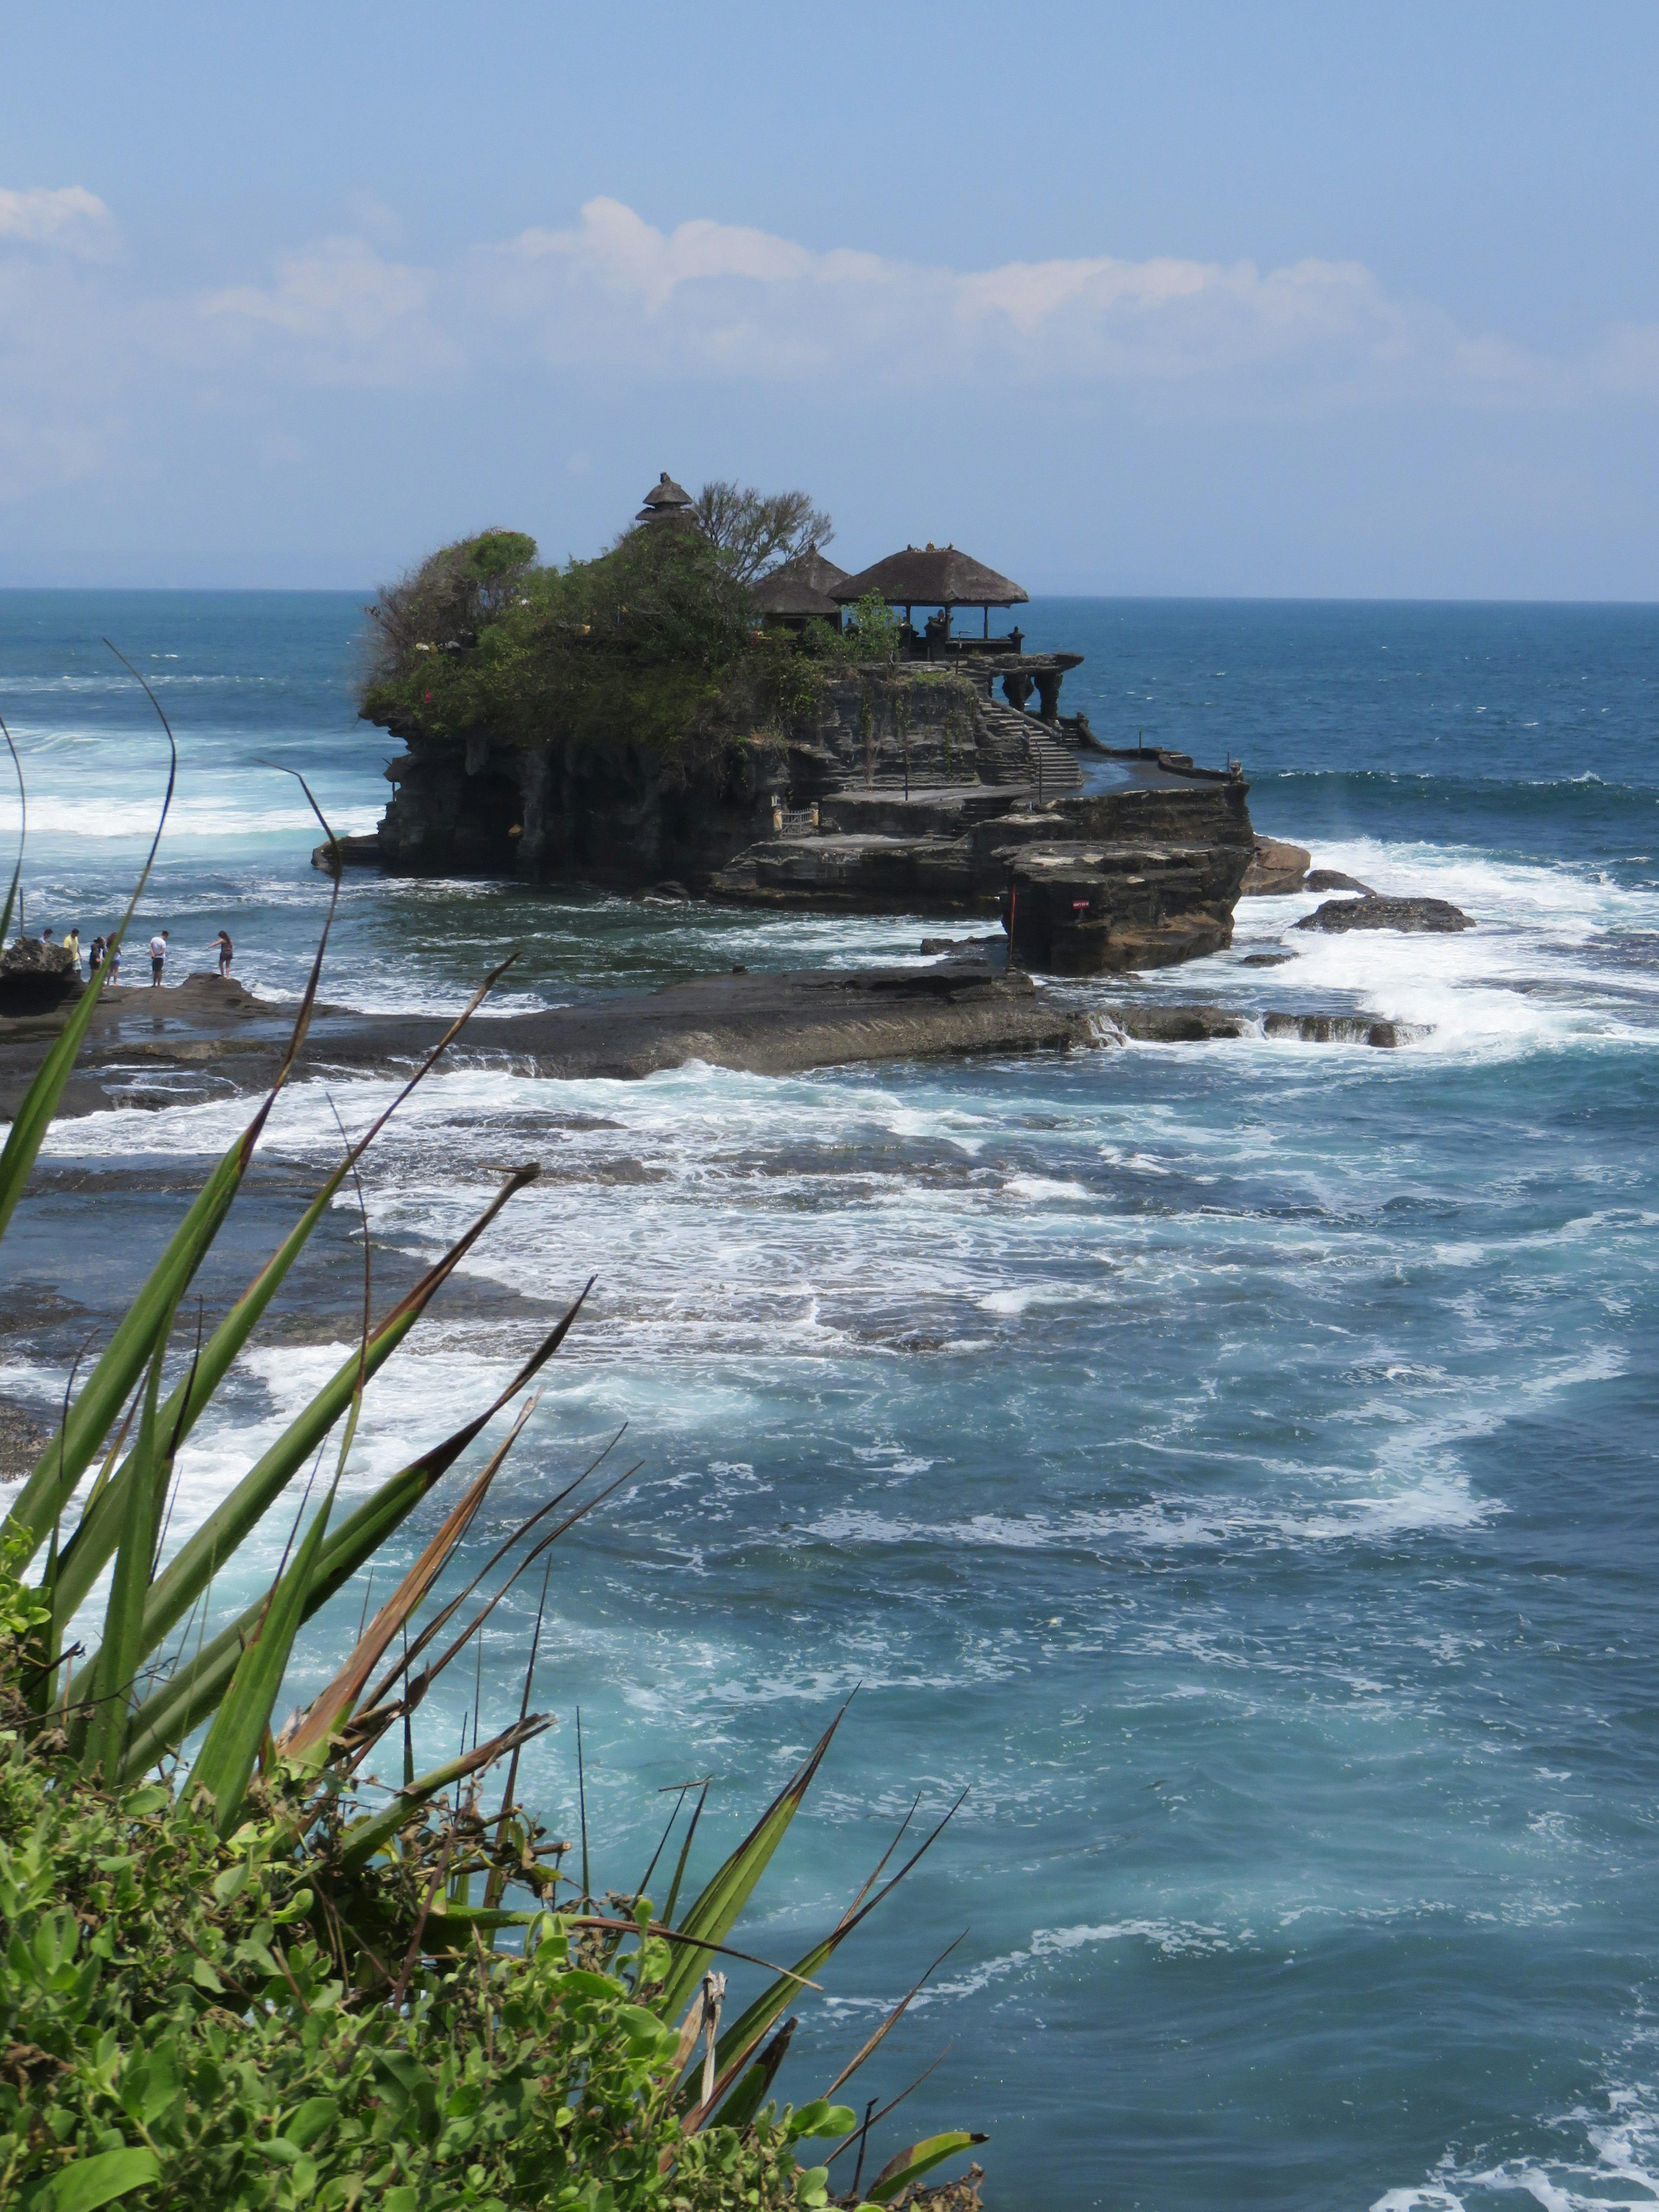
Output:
[{"left": 0, "top": 967, "right": 1432, "bottom": 1123}]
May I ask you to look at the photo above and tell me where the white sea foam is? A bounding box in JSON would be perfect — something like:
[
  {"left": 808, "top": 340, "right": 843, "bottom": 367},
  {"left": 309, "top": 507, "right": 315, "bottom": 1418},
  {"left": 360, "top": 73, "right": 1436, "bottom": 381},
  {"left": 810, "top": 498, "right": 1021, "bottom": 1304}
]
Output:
[{"left": 1374, "top": 2082, "right": 1659, "bottom": 2210}]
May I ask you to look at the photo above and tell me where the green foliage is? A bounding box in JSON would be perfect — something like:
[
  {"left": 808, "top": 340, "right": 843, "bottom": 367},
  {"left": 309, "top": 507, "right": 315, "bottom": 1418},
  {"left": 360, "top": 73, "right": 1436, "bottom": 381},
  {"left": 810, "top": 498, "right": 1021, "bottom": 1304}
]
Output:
[
  {"left": 0, "top": 1742, "right": 852, "bottom": 2212},
  {"left": 842, "top": 594, "right": 901, "bottom": 666},
  {"left": 361, "top": 525, "right": 760, "bottom": 757}
]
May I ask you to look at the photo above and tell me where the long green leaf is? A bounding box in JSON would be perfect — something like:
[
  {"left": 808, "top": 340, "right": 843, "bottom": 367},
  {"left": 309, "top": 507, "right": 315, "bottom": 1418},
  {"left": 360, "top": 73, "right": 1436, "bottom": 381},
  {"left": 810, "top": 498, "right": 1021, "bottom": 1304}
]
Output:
[
  {"left": 6, "top": 811, "right": 345, "bottom": 1561},
  {"left": 188, "top": 1472, "right": 337, "bottom": 1838},
  {"left": 277, "top": 1395, "right": 537, "bottom": 1765},
  {"left": 98, "top": 1165, "right": 540, "bottom": 1693},
  {"left": 0, "top": 713, "right": 24, "bottom": 954},
  {"left": 54, "top": 956, "right": 518, "bottom": 1619},
  {"left": 868, "top": 2132, "right": 987, "bottom": 2203},
  {"left": 684, "top": 1794, "right": 965, "bottom": 2110},
  {"left": 78, "top": 1330, "right": 172, "bottom": 1782},
  {"left": 0, "top": 660, "right": 177, "bottom": 1266},
  {"left": 708, "top": 2015, "right": 796, "bottom": 2132},
  {"left": 655, "top": 1707, "right": 845, "bottom": 2023},
  {"left": 119, "top": 1298, "right": 579, "bottom": 1780}
]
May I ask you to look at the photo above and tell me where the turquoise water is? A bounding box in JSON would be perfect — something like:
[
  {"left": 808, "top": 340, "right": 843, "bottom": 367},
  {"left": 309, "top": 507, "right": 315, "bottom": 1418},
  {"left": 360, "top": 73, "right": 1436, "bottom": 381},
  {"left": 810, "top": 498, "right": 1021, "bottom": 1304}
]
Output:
[{"left": 2, "top": 591, "right": 1657, "bottom": 2210}]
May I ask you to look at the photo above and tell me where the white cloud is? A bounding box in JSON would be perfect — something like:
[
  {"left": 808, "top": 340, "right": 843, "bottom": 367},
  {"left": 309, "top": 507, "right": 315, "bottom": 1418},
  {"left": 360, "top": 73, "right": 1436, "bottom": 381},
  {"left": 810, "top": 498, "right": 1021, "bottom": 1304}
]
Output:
[
  {"left": 0, "top": 185, "right": 113, "bottom": 257},
  {"left": 198, "top": 237, "right": 460, "bottom": 386},
  {"left": 481, "top": 200, "right": 1474, "bottom": 391},
  {"left": 0, "top": 186, "right": 1655, "bottom": 515}
]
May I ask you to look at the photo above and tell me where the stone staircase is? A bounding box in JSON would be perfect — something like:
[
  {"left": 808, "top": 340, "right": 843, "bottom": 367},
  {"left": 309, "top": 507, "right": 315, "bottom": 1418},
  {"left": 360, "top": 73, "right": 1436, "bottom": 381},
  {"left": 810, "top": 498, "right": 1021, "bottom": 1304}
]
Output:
[{"left": 976, "top": 700, "right": 1084, "bottom": 796}]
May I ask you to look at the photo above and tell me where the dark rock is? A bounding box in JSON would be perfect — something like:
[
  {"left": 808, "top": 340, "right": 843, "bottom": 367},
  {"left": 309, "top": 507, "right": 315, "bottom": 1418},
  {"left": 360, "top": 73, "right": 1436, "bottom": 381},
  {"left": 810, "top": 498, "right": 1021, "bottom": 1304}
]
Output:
[
  {"left": 1295, "top": 895, "right": 1475, "bottom": 934},
  {"left": 1262, "top": 1012, "right": 1429, "bottom": 1047},
  {"left": 367, "top": 677, "right": 1257, "bottom": 979},
  {"left": 716, "top": 781, "right": 1255, "bottom": 979},
  {"left": 1239, "top": 835, "right": 1310, "bottom": 896},
  {"left": 642, "top": 881, "right": 691, "bottom": 903},
  {"left": 1303, "top": 868, "right": 1373, "bottom": 894},
  {"left": 0, "top": 963, "right": 1100, "bottom": 1116},
  {"left": 0, "top": 937, "right": 83, "bottom": 1017},
  {"left": 1109, "top": 1004, "right": 1253, "bottom": 1042},
  {"left": 309, "top": 832, "right": 381, "bottom": 871},
  {"left": 1241, "top": 952, "right": 1295, "bottom": 966},
  {"left": 921, "top": 935, "right": 1001, "bottom": 956},
  {"left": 0, "top": 1398, "right": 50, "bottom": 1484}
]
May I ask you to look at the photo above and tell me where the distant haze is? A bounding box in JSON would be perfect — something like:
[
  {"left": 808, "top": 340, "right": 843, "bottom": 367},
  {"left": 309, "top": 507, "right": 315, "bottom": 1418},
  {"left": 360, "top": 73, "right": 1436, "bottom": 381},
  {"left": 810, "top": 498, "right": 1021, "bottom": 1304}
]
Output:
[{"left": 3, "top": 1, "right": 1657, "bottom": 600}]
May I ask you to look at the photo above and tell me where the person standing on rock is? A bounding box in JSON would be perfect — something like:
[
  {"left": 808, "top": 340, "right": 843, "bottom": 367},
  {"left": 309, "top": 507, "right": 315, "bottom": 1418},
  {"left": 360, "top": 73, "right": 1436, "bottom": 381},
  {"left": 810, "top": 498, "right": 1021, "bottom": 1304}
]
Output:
[
  {"left": 64, "top": 926, "right": 81, "bottom": 974},
  {"left": 88, "top": 935, "right": 106, "bottom": 976},
  {"left": 215, "top": 929, "right": 233, "bottom": 978},
  {"left": 148, "top": 929, "right": 168, "bottom": 986},
  {"left": 108, "top": 938, "right": 121, "bottom": 985}
]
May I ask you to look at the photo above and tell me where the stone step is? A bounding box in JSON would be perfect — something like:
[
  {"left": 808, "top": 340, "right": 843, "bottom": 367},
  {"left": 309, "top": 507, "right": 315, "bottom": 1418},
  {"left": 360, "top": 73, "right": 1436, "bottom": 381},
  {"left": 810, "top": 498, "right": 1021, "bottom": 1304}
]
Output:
[{"left": 978, "top": 700, "right": 1084, "bottom": 795}]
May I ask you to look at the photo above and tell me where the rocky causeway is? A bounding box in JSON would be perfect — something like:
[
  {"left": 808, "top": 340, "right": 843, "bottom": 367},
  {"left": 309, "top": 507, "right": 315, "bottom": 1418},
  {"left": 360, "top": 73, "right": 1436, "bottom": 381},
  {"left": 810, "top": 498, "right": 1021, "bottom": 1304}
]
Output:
[{"left": 0, "top": 952, "right": 1433, "bottom": 1125}]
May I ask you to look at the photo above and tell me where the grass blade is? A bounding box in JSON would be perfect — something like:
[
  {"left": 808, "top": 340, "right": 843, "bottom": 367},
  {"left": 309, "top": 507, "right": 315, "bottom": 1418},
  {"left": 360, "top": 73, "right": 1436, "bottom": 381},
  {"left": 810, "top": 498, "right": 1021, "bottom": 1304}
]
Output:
[
  {"left": 118, "top": 1165, "right": 540, "bottom": 1667},
  {"left": 708, "top": 2015, "right": 796, "bottom": 2133},
  {"left": 655, "top": 1703, "right": 847, "bottom": 2022},
  {"left": 276, "top": 1393, "right": 539, "bottom": 1764},
  {"left": 0, "top": 684, "right": 175, "bottom": 1265},
  {"left": 78, "top": 1328, "right": 172, "bottom": 1781},
  {"left": 0, "top": 713, "right": 23, "bottom": 951},
  {"left": 118, "top": 1296, "right": 583, "bottom": 1779},
  {"left": 685, "top": 1792, "right": 966, "bottom": 2107},
  {"left": 188, "top": 1470, "right": 338, "bottom": 1837},
  {"left": 56, "top": 962, "right": 518, "bottom": 1614},
  {"left": 335, "top": 1717, "right": 552, "bottom": 1873},
  {"left": 6, "top": 772, "right": 341, "bottom": 1560}
]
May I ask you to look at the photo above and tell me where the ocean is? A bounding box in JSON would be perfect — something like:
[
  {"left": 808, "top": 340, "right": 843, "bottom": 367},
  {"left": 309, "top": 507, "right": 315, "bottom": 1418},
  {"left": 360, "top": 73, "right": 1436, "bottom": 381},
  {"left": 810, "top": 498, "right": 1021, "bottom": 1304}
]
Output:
[{"left": 1, "top": 588, "right": 1656, "bottom": 2211}]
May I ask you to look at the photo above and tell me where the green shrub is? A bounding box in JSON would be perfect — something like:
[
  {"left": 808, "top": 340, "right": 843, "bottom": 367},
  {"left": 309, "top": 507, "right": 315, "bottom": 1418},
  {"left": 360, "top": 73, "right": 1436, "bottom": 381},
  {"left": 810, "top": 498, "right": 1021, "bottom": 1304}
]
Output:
[{"left": 0, "top": 1732, "right": 855, "bottom": 2212}]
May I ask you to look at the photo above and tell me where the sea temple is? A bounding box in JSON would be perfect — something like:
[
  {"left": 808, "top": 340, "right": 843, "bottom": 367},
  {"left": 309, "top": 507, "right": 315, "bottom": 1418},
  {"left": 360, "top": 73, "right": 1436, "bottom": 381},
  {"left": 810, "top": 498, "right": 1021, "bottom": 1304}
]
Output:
[{"left": 360, "top": 475, "right": 1259, "bottom": 975}]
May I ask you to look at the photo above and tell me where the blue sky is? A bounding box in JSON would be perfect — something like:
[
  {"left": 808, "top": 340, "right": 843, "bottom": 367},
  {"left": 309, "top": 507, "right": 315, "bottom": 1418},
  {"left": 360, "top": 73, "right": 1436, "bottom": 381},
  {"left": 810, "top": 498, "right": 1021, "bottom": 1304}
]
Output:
[{"left": 3, "top": 0, "right": 1657, "bottom": 597}]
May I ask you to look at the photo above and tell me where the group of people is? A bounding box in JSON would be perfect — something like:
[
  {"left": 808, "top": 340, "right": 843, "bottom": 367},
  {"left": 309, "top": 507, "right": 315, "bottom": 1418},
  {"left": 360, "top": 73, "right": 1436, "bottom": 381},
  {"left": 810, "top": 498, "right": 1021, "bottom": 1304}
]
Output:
[{"left": 37, "top": 925, "right": 235, "bottom": 985}]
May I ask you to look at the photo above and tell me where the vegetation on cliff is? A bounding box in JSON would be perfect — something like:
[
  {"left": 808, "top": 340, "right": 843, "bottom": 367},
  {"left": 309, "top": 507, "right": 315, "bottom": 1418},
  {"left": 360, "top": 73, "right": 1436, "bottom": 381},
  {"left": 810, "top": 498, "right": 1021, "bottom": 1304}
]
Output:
[{"left": 358, "top": 490, "right": 899, "bottom": 763}]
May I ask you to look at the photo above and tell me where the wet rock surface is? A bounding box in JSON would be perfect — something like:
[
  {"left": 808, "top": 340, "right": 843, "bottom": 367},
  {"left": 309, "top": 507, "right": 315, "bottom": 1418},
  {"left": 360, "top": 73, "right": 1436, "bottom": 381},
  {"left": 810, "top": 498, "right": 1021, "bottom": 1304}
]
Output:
[
  {"left": 0, "top": 960, "right": 1434, "bottom": 1122},
  {"left": 1296, "top": 894, "right": 1475, "bottom": 934},
  {"left": 1303, "top": 868, "right": 1374, "bottom": 894},
  {"left": 1239, "top": 834, "right": 1311, "bottom": 895},
  {"left": 0, "top": 1398, "right": 51, "bottom": 1483}
]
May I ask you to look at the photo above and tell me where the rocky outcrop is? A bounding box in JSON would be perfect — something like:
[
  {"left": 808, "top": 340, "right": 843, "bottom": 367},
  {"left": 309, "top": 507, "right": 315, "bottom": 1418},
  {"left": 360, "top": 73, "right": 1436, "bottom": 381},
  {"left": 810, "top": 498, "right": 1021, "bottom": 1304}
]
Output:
[
  {"left": 1296, "top": 895, "right": 1474, "bottom": 934},
  {"left": 0, "top": 938, "right": 82, "bottom": 1017},
  {"left": 362, "top": 670, "right": 1258, "bottom": 977},
  {"left": 1303, "top": 868, "right": 1373, "bottom": 894},
  {"left": 714, "top": 777, "right": 1255, "bottom": 975},
  {"left": 367, "top": 672, "right": 1004, "bottom": 887},
  {"left": 0, "top": 961, "right": 1435, "bottom": 1122},
  {"left": 1239, "top": 835, "right": 1310, "bottom": 895}
]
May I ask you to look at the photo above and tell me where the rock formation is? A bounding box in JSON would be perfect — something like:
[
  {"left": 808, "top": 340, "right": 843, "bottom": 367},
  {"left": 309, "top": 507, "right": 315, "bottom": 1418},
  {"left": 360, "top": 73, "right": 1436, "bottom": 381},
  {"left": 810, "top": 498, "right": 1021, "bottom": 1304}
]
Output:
[
  {"left": 1239, "top": 835, "right": 1311, "bottom": 895},
  {"left": 1296, "top": 895, "right": 1475, "bottom": 934},
  {"left": 0, "top": 937, "right": 82, "bottom": 1017},
  {"left": 356, "top": 672, "right": 1259, "bottom": 976}
]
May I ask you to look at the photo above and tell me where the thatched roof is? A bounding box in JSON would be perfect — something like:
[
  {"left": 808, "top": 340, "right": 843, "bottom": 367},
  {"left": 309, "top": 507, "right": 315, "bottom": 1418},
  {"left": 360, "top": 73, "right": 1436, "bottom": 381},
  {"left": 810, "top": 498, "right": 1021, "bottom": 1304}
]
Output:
[
  {"left": 636, "top": 472, "right": 695, "bottom": 523},
  {"left": 752, "top": 547, "right": 852, "bottom": 618},
  {"left": 830, "top": 544, "right": 1028, "bottom": 608}
]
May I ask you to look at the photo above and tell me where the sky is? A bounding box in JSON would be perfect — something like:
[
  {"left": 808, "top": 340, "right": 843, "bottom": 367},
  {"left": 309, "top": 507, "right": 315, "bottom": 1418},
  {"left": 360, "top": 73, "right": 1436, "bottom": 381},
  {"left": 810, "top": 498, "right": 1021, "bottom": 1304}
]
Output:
[{"left": 3, "top": 0, "right": 1658, "bottom": 598}]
